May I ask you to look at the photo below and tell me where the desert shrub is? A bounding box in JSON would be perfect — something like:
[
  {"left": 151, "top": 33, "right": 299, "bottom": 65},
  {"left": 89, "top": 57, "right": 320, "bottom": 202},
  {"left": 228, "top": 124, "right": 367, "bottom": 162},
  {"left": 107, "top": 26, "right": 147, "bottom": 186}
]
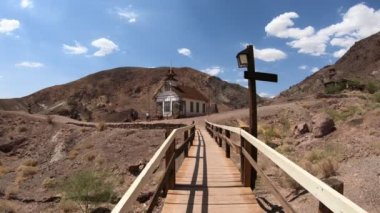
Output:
[
  {"left": 18, "top": 126, "right": 27, "bottom": 133},
  {"left": 0, "top": 166, "right": 11, "bottom": 176},
  {"left": 96, "top": 122, "right": 106, "bottom": 131},
  {"left": 374, "top": 92, "right": 380, "bottom": 103},
  {"left": 325, "top": 83, "right": 344, "bottom": 94},
  {"left": 58, "top": 200, "right": 79, "bottom": 213},
  {"left": 85, "top": 153, "right": 96, "bottom": 162},
  {"left": 5, "top": 186, "right": 18, "bottom": 199},
  {"left": 68, "top": 150, "right": 79, "bottom": 160},
  {"left": 279, "top": 172, "right": 302, "bottom": 191},
  {"left": 60, "top": 170, "right": 113, "bottom": 213},
  {"left": 372, "top": 141, "right": 380, "bottom": 156},
  {"left": 22, "top": 159, "right": 38, "bottom": 167},
  {"left": 16, "top": 165, "right": 38, "bottom": 184},
  {"left": 0, "top": 200, "right": 15, "bottom": 213},
  {"left": 276, "top": 144, "right": 294, "bottom": 156},
  {"left": 46, "top": 115, "right": 53, "bottom": 124},
  {"left": 367, "top": 82, "right": 378, "bottom": 94},
  {"left": 318, "top": 158, "right": 338, "bottom": 178},
  {"left": 305, "top": 144, "right": 344, "bottom": 164},
  {"left": 326, "top": 106, "right": 361, "bottom": 122},
  {"left": 42, "top": 177, "right": 57, "bottom": 189}
]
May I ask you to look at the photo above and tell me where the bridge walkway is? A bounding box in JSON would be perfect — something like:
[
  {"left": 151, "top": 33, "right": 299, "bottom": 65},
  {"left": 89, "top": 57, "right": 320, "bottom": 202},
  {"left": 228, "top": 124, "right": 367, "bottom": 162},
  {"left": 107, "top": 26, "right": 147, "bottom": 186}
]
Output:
[{"left": 161, "top": 127, "right": 262, "bottom": 213}]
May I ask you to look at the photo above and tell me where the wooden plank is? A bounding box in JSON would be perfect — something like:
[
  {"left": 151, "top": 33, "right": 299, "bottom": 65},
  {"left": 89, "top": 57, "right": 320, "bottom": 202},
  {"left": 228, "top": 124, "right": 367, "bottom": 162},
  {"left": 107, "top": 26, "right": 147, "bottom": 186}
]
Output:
[{"left": 162, "top": 128, "right": 261, "bottom": 213}]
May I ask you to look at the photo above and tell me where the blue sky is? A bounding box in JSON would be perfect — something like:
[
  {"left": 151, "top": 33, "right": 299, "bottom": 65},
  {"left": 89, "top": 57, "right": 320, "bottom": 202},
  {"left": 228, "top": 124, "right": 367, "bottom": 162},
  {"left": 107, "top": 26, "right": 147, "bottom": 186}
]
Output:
[{"left": 1, "top": 0, "right": 380, "bottom": 98}]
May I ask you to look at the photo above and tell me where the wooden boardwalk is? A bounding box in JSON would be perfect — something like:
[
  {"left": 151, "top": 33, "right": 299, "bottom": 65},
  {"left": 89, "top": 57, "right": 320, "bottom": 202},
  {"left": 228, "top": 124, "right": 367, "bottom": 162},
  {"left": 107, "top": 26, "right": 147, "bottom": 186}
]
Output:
[{"left": 161, "top": 127, "right": 262, "bottom": 213}]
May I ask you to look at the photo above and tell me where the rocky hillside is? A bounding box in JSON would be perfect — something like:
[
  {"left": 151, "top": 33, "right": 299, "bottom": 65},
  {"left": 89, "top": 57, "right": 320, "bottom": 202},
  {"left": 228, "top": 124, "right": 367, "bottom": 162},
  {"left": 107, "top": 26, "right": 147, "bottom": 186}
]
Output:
[
  {"left": 0, "top": 67, "right": 250, "bottom": 122},
  {"left": 279, "top": 32, "right": 380, "bottom": 100}
]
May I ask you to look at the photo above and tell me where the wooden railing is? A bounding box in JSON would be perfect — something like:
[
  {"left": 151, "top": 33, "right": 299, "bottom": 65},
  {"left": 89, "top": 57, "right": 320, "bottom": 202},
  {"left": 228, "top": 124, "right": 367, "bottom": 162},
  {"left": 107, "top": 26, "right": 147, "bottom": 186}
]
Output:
[
  {"left": 112, "top": 125, "right": 195, "bottom": 213},
  {"left": 205, "top": 120, "right": 367, "bottom": 213}
]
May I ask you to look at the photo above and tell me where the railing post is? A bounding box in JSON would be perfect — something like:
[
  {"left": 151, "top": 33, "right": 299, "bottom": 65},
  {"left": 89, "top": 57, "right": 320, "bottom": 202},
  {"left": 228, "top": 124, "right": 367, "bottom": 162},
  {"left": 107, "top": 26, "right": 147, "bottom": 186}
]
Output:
[
  {"left": 184, "top": 130, "right": 189, "bottom": 157},
  {"left": 225, "top": 130, "right": 230, "bottom": 158},
  {"left": 163, "top": 129, "right": 175, "bottom": 197},
  {"left": 218, "top": 128, "right": 222, "bottom": 147},
  {"left": 319, "top": 178, "right": 344, "bottom": 213},
  {"left": 240, "top": 127, "right": 257, "bottom": 189}
]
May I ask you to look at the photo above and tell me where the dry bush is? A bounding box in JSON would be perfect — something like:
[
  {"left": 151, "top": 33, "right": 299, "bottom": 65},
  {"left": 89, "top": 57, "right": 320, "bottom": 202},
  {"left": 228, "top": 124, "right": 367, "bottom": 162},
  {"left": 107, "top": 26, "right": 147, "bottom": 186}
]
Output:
[
  {"left": 318, "top": 158, "right": 338, "bottom": 178},
  {"left": 16, "top": 165, "right": 38, "bottom": 184},
  {"left": 306, "top": 149, "right": 326, "bottom": 163},
  {"left": 18, "top": 126, "right": 27, "bottom": 133},
  {"left": 74, "top": 140, "right": 94, "bottom": 151},
  {"left": 67, "top": 150, "right": 79, "bottom": 160},
  {"left": 372, "top": 141, "right": 380, "bottom": 156},
  {"left": 85, "top": 153, "right": 96, "bottom": 162},
  {"left": 58, "top": 200, "right": 79, "bottom": 213},
  {"left": 96, "top": 122, "right": 106, "bottom": 131},
  {"left": 22, "top": 159, "right": 38, "bottom": 167},
  {"left": 299, "top": 160, "right": 318, "bottom": 176},
  {"left": 42, "top": 177, "right": 57, "bottom": 189},
  {"left": 276, "top": 144, "right": 294, "bottom": 156},
  {"left": 279, "top": 171, "right": 302, "bottom": 191},
  {"left": 46, "top": 115, "right": 53, "bottom": 124},
  {"left": 0, "top": 166, "right": 11, "bottom": 176},
  {"left": 95, "top": 155, "right": 105, "bottom": 166},
  {"left": 0, "top": 200, "right": 15, "bottom": 213},
  {"left": 5, "top": 186, "right": 18, "bottom": 199}
]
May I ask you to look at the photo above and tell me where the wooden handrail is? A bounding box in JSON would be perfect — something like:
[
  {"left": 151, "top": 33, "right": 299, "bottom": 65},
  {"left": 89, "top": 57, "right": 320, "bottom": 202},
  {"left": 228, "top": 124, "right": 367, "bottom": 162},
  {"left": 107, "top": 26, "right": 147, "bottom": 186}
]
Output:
[
  {"left": 112, "top": 125, "right": 195, "bottom": 213},
  {"left": 205, "top": 120, "right": 367, "bottom": 213}
]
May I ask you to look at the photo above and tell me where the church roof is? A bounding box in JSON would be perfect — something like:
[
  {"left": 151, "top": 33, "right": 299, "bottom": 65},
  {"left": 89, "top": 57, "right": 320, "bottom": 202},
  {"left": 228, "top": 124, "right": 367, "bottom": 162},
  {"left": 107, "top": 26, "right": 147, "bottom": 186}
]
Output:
[{"left": 173, "top": 85, "right": 208, "bottom": 102}]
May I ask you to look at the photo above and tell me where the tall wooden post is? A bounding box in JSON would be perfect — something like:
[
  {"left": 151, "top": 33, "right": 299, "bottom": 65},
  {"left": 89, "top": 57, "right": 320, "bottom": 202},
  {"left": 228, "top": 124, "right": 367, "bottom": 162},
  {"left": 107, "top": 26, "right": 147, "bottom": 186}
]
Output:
[
  {"left": 184, "top": 130, "right": 189, "bottom": 157},
  {"left": 237, "top": 45, "right": 278, "bottom": 190},
  {"left": 225, "top": 130, "right": 231, "bottom": 158}
]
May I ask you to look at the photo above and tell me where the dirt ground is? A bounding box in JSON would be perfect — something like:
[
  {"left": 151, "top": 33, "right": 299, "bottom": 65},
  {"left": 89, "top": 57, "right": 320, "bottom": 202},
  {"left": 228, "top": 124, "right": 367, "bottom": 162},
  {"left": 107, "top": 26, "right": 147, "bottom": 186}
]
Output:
[{"left": 1, "top": 90, "right": 380, "bottom": 212}]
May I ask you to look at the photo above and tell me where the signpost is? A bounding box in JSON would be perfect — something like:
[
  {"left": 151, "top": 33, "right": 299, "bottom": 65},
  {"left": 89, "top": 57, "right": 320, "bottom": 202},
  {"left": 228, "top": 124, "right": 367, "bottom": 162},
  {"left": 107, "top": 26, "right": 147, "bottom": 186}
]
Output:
[{"left": 236, "top": 44, "right": 278, "bottom": 190}]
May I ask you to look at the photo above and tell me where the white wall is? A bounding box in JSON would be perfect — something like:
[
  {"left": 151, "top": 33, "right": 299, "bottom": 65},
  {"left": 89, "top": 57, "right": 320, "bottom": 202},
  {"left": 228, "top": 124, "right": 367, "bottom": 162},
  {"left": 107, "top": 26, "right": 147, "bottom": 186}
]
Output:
[{"left": 183, "top": 98, "right": 207, "bottom": 116}]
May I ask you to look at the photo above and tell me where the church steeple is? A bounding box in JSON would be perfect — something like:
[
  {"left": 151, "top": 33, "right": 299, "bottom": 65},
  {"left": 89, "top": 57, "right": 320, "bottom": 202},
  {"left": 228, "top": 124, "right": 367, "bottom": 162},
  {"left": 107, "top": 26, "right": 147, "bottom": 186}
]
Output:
[{"left": 164, "top": 67, "right": 177, "bottom": 89}]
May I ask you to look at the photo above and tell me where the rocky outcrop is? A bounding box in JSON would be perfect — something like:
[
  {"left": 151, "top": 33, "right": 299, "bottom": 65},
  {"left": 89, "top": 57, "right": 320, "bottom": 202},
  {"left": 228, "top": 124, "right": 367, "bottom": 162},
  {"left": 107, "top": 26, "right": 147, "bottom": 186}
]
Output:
[
  {"left": 293, "top": 122, "right": 310, "bottom": 136},
  {"left": 311, "top": 113, "right": 336, "bottom": 138}
]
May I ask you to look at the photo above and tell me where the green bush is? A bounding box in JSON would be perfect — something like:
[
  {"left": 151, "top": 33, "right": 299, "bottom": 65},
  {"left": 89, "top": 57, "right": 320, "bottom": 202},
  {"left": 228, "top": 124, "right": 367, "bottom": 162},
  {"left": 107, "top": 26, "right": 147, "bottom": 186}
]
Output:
[
  {"left": 367, "top": 82, "right": 379, "bottom": 94},
  {"left": 60, "top": 170, "right": 113, "bottom": 213},
  {"left": 325, "top": 83, "right": 344, "bottom": 94}
]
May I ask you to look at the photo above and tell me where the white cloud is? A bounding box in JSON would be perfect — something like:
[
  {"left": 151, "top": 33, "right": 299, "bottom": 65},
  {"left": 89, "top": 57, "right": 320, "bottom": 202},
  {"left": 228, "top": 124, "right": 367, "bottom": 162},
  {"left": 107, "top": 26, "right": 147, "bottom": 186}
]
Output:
[
  {"left": 91, "top": 38, "right": 119, "bottom": 57},
  {"left": 266, "top": 3, "right": 380, "bottom": 57},
  {"left": 235, "top": 79, "right": 248, "bottom": 88},
  {"left": 299, "top": 65, "right": 308, "bottom": 70},
  {"left": 258, "top": 92, "right": 275, "bottom": 98},
  {"left": 333, "top": 49, "right": 348, "bottom": 58},
  {"left": 265, "top": 12, "right": 315, "bottom": 39},
  {"left": 310, "top": 67, "right": 319, "bottom": 73},
  {"left": 20, "top": 0, "right": 33, "bottom": 8},
  {"left": 63, "top": 41, "right": 88, "bottom": 55},
  {"left": 117, "top": 6, "right": 138, "bottom": 23},
  {"left": 0, "top": 19, "right": 20, "bottom": 34},
  {"left": 254, "top": 48, "right": 287, "bottom": 62},
  {"left": 202, "top": 66, "right": 223, "bottom": 76},
  {"left": 16, "top": 61, "right": 44, "bottom": 68},
  {"left": 178, "top": 48, "right": 191, "bottom": 57}
]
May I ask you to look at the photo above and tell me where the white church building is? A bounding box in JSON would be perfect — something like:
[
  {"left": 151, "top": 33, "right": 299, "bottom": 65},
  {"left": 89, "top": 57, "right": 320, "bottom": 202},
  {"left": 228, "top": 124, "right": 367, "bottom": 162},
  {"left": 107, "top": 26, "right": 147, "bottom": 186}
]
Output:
[{"left": 154, "top": 69, "right": 208, "bottom": 118}]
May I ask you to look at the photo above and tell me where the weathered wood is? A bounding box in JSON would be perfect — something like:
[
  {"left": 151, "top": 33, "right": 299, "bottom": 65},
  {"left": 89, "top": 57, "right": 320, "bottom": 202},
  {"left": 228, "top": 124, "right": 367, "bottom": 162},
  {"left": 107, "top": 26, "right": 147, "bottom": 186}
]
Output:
[
  {"left": 162, "top": 128, "right": 261, "bottom": 213},
  {"left": 165, "top": 140, "right": 176, "bottom": 191},
  {"left": 225, "top": 130, "right": 231, "bottom": 158},
  {"left": 242, "top": 148, "right": 296, "bottom": 213},
  {"left": 184, "top": 130, "right": 189, "bottom": 157},
  {"left": 319, "top": 178, "right": 344, "bottom": 213}
]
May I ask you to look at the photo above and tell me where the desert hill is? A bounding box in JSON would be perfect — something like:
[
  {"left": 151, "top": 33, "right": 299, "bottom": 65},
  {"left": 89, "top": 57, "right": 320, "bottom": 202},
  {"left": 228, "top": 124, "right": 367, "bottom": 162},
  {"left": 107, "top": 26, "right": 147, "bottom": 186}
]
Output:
[
  {"left": 279, "top": 31, "right": 380, "bottom": 100},
  {"left": 0, "top": 67, "right": 250, "bottom": 122}
]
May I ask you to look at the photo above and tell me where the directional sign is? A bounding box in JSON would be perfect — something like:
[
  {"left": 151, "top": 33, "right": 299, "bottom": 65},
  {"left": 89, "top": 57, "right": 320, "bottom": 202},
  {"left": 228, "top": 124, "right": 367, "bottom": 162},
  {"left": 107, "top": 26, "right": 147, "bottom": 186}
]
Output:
[{"left": 244, "top": 71, "right": 278, "bottom": 83}]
